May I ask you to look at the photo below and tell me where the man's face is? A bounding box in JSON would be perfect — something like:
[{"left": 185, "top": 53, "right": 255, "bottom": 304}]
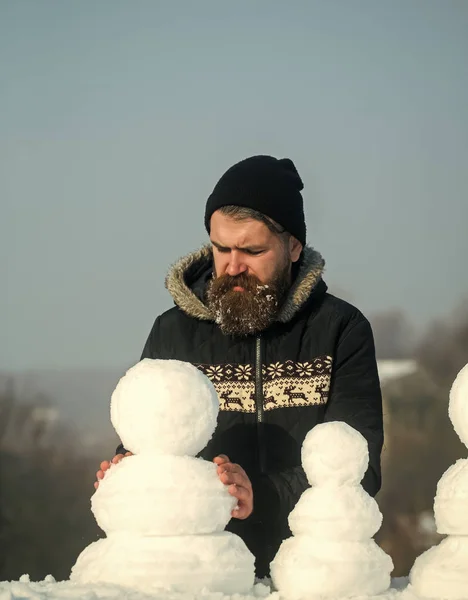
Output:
[{"left": 206, "top": 210, "right": 302, "bottom": 336}]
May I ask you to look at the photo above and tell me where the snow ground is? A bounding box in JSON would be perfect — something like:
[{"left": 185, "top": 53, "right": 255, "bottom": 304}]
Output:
[{"left": 0, "top": 576, "right": 413, "bottom": 600}]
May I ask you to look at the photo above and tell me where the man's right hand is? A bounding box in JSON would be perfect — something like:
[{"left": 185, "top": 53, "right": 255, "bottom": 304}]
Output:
[{"left": 94, "top": 451, "right": 133, "bottom": 489}]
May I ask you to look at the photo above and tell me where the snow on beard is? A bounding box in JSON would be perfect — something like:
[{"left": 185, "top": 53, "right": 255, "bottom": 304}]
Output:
[{"left": 207, "top": 267, "right": 290, "bottom": 337}]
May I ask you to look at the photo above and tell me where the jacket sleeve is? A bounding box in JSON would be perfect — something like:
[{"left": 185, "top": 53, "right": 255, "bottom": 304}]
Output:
[
  {"left": 323, "top": 313, "right": 383, "bottom": 497},
  {"left": 249, "top": 312, "right": 383, "bottom": 525},
  {"left": 140, "top": 316, "right": 163, "bottom": 360},
  {"left": 115, "top": 317, "right": 162, "bottom": 455}
]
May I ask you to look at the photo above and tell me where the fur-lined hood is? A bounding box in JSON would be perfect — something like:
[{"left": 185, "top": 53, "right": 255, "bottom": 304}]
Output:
[{"left": 165, "top": 245, "right": 326, "bottom": 324}]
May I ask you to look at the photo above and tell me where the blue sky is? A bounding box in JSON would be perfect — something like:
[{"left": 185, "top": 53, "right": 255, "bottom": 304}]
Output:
[{"left": 2, "top": 0, "right": 467, "bottom": 370}]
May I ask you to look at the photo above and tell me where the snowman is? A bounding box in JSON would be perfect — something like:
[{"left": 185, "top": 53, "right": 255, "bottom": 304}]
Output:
[
  {"left": 270, "top": 421, "right": 393, "bottom": 599},
  {"left": 409, "top": 362, "right": 468, "bottom": 599},
  {"left": 70, "top": 358, "right": 255, "bottom": 595}
]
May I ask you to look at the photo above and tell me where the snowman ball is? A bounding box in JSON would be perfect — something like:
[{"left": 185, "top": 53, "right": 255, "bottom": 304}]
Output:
[
  {"left": 302, "top": 421, "right": 369, "bottom": 486},
  {"left": 449, "top": 362, "right": 468, "bottom": 449},
  {"left": 110, "top": 359, "right": 219, "bottom": 456},
  {"left": 434, "top": 458, "right": 468, "bottom": 534}
]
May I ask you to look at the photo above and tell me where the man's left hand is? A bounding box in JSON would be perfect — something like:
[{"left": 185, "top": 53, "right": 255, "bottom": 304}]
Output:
[{"left": 213, "top": 454, "right": 253, "bottom": 519}]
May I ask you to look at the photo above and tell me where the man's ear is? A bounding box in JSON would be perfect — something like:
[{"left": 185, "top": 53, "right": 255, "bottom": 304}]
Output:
[{"left": 289, "top": 236, "right": 303, "bottom": 263}]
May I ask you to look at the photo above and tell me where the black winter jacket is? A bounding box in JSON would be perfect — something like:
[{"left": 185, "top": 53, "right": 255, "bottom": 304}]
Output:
[{"left": 117, "top": 246, "right": 384, "bottom": 577}]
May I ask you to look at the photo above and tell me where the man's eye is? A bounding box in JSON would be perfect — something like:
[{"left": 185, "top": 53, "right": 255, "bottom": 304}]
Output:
[
  {"left": 216, "top": 247, "right": 230, "bottom": 253},
  {"left": 246, "top": 250, "right": 263, "bottom": 256}
]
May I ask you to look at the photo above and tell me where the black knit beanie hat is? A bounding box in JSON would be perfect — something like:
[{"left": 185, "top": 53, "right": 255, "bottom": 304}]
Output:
[{"left": 204, "top": 155, "right": 306, "bottom": 246}]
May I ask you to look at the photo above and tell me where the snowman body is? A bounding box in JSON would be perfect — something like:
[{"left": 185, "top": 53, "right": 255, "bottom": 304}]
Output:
[
  {"left": 270, "top": 421, "right": 393, "bottom": 599},
  {"left": 70, "top": 359, "right": 255, "bottom": 594},
  {"left": 409, "top": 363, "right": 468, "bottom": 599}
]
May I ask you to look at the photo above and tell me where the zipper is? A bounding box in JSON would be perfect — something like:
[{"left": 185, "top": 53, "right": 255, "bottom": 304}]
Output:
[{"left": 255, "top": 335, "right": 266, "bottom": 473}]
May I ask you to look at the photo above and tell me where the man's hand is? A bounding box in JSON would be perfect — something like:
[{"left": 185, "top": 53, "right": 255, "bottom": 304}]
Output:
[
  {"left": 214, "top": 454, "right": 253, "bottom": 519},
  {"left": 94, "top": 451, "right": 133, "bottom": 489}
]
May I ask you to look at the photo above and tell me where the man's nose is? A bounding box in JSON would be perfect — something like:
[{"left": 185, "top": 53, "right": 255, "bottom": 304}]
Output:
[{"left": 226, "top": 253, "right": 247, "bottom": 277}]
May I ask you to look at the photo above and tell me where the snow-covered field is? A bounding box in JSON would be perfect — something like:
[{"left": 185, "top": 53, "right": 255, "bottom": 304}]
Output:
[{"left": 0, "top": 575, "right": 412, "bottom": 600}]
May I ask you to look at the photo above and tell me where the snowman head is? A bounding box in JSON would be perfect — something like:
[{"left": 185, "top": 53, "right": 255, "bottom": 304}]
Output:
[
  {"left": 110, "top": 359, "right": 219, "bottom": 456},
  {"left": 301, "top": 421, "right": 369, "bottom": 487},
  {"left": 449, "top": 362, "right": 468, "bottom": 449}
]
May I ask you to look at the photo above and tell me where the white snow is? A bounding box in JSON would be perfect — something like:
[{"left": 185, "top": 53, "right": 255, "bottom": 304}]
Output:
[
  {"left": 376, "top": 360, "right": 418, "bottom": 385},
  {"left": 408, "top": 361, "right": 468, "bottom": 599},
  {"left": 91, "top": 454, "right": 236, "bottom": 535},
  {"left": 271, "top": 422, "right": 394, "bottom": 599},
  {"left": 0, "top": 577, "right": 412, "bottom": 600},
  {"left": 448, "top": 363, "right": 468, "bottom": 448},
  {"left": 288, "top": 485, "right": 383, "bottom": 540},
  {"left": 434, "top": 459, "right": 468, "bottom": 534},
  {"left": 110, "top": 359, "right": 219, "bottom": 456},
  {"left": 408, "top": 537, "right": 468, "bottom": 599},
  {"left": 301, "top": 421, "right": 369, "bottom": 486},
  {"left": 0, "top": 577, "right": 275, "bottom": 600},
  {"left": 71, "top": 359, "right": 255, "bottom": 595},
  {"left": 71, "top": 532, "right": 256, "bottom": 595},
  {"left": 272, "top": 537, "right": 393, "bottom": 599}
]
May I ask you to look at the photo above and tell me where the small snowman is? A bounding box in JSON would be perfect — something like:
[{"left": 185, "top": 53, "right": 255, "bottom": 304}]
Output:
[
  {"left": 270, "top": 421, "right": 393, "bottom": 599},
  {"left": 409, "top": 362, "right": 468, "bottom": 599},
  {"left": 70, "top": 358, "right": 255, "bottom": 595}
]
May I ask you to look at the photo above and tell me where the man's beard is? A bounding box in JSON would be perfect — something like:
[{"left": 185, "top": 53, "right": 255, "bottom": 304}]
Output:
[{"left": 206, "top": 264, "right": 291, "bottom": 337}]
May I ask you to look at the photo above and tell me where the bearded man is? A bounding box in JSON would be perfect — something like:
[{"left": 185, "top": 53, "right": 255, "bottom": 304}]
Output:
[{"left": 96, "top": 155, "right": 384, "bottom": 578}]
